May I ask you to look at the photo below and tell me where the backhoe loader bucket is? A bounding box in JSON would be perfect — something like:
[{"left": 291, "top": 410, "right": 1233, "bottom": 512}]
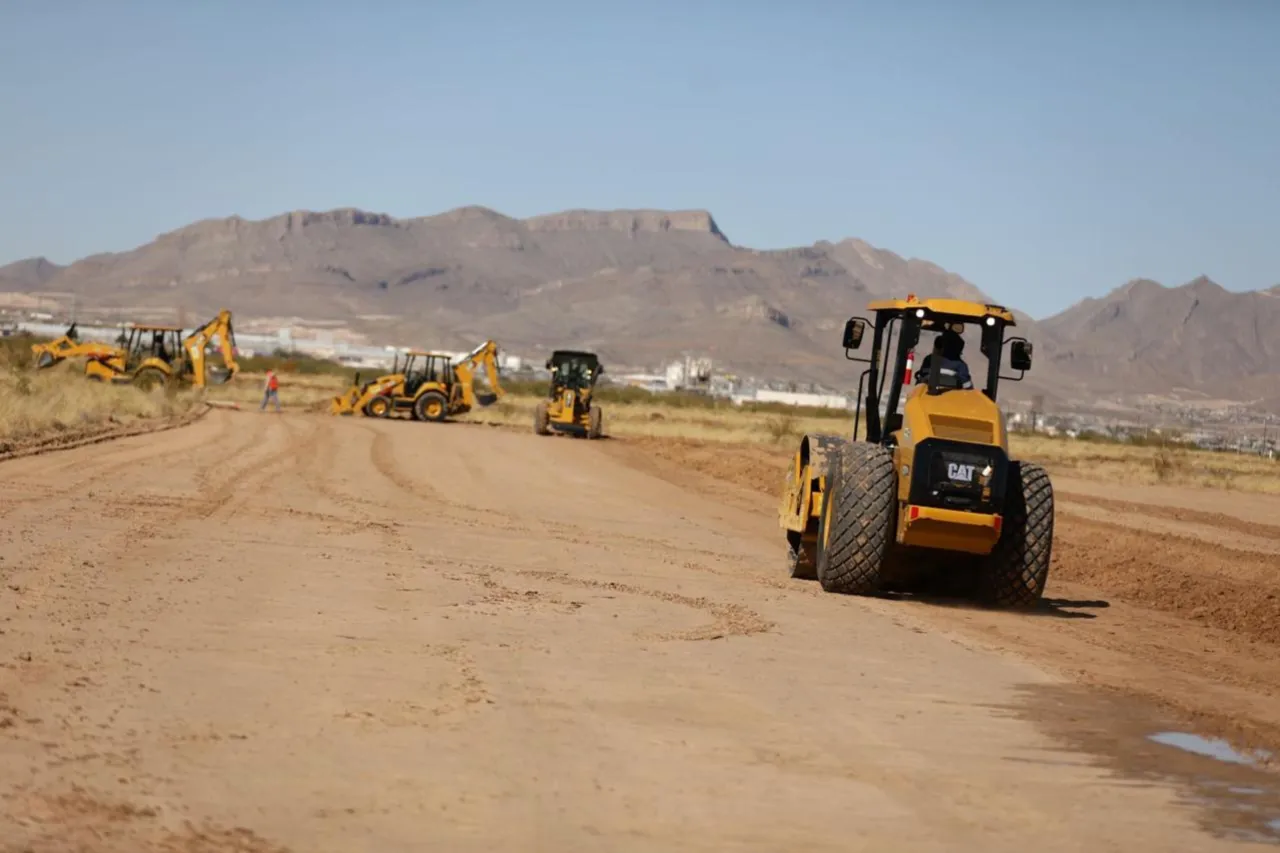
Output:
[
  {"left": 474, "top": 391, "right": 499, "bottom": 407},
  {"left": 330, "top": 373, "right": 364, "bottom": 415},
  {"left": 35, "top": 350, "right": 55, "bottom": 369}
]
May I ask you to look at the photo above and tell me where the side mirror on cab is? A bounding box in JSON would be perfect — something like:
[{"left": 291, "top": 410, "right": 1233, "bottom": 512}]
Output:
[
  {"left": 1009, "top": 340, "right": 1033, "bottom": 372},
  {"left": 842, "top": 317, "right": 867, "bottom": 350},
  {"left": 545, "top": 359, "right": 552, "bottom": 370},
  {"left": 597, "top": 365, "right": 605, "bottom": 375}
]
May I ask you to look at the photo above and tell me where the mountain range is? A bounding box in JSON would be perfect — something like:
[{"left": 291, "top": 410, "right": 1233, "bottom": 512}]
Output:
[{"left": 1, "top": 206, "right": 1276, "bottom": 410}]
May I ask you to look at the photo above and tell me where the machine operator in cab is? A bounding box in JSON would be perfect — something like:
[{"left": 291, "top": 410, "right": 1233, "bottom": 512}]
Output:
[{"left": 915, "top": 328, "right": 974, "bottom": 390}]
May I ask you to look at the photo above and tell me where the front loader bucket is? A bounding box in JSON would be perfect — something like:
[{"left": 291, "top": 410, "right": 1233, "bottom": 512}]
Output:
[{"left": 330, "top": 390, "right": 358, "bottom": 416}]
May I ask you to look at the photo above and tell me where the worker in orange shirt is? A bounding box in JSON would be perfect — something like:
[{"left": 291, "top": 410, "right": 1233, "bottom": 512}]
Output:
[{"left": 260, "top": 368, "right": 282, "bottom": 413}]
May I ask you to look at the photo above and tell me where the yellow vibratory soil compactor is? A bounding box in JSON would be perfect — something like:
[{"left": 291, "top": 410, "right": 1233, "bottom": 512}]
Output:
[
  {"left": 778, "top": 295, "right": 1054, "bottom": 608},
  {"left": 534, "top": 350, "right": 604, "bottom": 439},
  {"left": 329, "top": 339, "right": 505, "bottom": 422}
]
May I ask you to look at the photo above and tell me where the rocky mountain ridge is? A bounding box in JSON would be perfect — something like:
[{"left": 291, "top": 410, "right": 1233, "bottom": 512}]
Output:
[{"left": 1, "top": 206, "right": 1275, "bottom": 408}]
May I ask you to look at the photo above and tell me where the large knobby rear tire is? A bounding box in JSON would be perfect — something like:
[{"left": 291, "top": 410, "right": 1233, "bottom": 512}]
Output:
[
  {"left": 978, "top": 462, "right": 1054, "bottom": 608},
  {"left": 414, "top": 390, "right": 449, "bottom": 423},
  {"left": 534, "top": 401, "right": 551, "bottom": 435},
  {"left": 815, "top": 443, "right": 896, "bottom": 596},
  {"left": 131, "top": 367, "right": 168, "bottom": 393}
]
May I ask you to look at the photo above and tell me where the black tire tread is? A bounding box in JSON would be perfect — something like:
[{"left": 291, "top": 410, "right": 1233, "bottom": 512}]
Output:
[
  {"left": 980, "top": 462, "right": 1054, "bottom": 608},
  {"left": 818, "top": 443, "right": 896, "bottom": 595},
  {"left": 414, "top": 390, "right": 449, "bottom": 422}
]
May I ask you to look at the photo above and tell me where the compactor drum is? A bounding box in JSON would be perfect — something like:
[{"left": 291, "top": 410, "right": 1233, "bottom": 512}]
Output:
[
  {"left": 534, "top": 350, "right": 604, "bottom": 439},
  {"left": 778, "top": 295, "right": 1054, "bottom": 608}
]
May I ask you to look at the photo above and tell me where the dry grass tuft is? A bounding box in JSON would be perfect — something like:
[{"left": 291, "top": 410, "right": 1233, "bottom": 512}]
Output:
[
  {"left": 1009, "top": 432, "right": 1278, "bottom": 494},
  {"left": 0, "top": 361, "right": 198, "bottom": 441}
]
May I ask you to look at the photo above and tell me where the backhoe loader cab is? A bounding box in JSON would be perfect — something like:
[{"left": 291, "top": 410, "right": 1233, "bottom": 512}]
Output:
[
  {"left": 82, "top": 312, "right": 239, "bottom": 390},
  {"left": 779, "top": 294, "right": 1054, "bottom": 609},
  {"left": 84, "top": 324, "right": 185, "bottom": 389},
  {"left": 534, "top": 350, "right": 604, "bottom": 439}
]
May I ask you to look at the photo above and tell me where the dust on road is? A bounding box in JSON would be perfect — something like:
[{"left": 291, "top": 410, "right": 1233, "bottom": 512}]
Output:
[{"left": 1, "top": 412, "right": 1278, "bottom": 851}]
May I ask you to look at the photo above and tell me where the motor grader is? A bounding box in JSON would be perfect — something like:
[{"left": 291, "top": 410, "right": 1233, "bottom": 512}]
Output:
[
  {"left": 330, "top": 339, "right": 505, "bottom": 422},
  {"left": 80, "top": 310, "right": 240, "bottom": 389},
  {"left": 534, "top": 350, "right": 604, "bottom": 439},
  {"left": 778, "top": 294, "right": 1053, "bottom": 608}
]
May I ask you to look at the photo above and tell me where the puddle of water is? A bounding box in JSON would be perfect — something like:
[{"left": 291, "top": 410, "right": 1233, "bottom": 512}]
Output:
[
  {"left": 1006, "top": 683, "right": 1280, "bottom": 846},
  {"left": 1149, "top": 731, "right": 1274, "bottom": 767}
]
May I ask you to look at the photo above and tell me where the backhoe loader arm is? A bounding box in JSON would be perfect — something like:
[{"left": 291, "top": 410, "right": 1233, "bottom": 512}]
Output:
[
  {"left": 183, "top": 310, "right": 240, "bottom": 388},
  {"left": 452, "top": 340, "right": 505, "bottom": 409}
]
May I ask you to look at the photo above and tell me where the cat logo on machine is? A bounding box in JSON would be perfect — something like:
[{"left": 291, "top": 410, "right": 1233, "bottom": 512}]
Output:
[{"left": 947, "top": 462, "right": 978, "bottom": 483}]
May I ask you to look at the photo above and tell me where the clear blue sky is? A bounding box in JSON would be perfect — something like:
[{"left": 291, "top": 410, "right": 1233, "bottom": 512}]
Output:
[{"left": 1, "top": 0, "right": 1277, "bottom": 318}]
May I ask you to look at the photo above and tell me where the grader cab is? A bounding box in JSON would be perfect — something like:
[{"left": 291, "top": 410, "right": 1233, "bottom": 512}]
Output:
[
  {"left": 778, "top": 295, "right": 1053, "bottom": 608},
  {"left": 534, "top": 350, "right": 604, "bottom": 439}
]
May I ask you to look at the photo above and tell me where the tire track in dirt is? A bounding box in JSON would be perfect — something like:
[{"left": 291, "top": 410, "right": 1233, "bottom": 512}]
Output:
[
  {"left": 1058, "top": 490, "right": 1280, "bottom": 542},
  {"left": 361, "top": 424, "right": 775, "bottom": 640},
  {"left": 3, "top": 785, "right": 291, "bottom": 853},
  {"left": 0, "top": 412, "right": 273, "bottom": 639},
  {"left": 334, "top": 643, "right": 492, "bottom": 730},
  {"left": 300, "top": 422, "right": 494, "bottom": 715},
  {"left": 1052, "top": 511, "right": 1280, "bottom": 645},
  {"left": 0, "top": 403, "right": 211, "bottom": 465},
  {"left": 364, "top": 424, "right": 540, "bottom": 537},
  {"left": 513, "top": 568, "right": 774, "bottom": 642},
  {"left": 188, "top": 416, "right": 325, "bottom": 524},
  {"left": 0, "top": 408, "right": 226, "bottom": 519}
]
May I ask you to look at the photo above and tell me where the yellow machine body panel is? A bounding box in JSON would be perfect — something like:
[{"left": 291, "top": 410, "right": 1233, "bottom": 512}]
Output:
[
  {"left": 71, "top": 312, "right": 239, "bottom": 390},
  {"left": 776, "top": 293, "right": 1052, "bottom": 607},
  {"left": 330, "top": 341, "right": 505, "bottom": 421},
  {"left": 545, "top": 387, "right": 593, "bottom": 428},
  {"left": 536, "top": 350, "right": 604, "bottom": 437},
  {"left": 865, "top": 297, "right": 1016, "bottom": 325},
  {"left": 888, "top": 383, "right": 1008, "bottom": 554},
  {"left": 31, "top": 324, "right": 122, "bottom": 370}
]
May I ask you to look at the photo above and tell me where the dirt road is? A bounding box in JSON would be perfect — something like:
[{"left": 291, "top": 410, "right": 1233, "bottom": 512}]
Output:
[{"left": 2, "top": 412, "right": 1278, "bottom": 851}]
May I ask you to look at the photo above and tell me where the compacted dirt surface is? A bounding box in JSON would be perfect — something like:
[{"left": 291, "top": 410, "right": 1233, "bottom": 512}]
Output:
[{"left": 2, "top": 411, "right": 1279, "bottom": 852}]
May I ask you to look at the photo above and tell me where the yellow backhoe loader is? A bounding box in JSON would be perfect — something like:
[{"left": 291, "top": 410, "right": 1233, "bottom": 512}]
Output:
[
  {"left": 83, "top": 310, "right": 240, "bottom": 389},
  {"left": 31, "top": 322, "right": 122, "bottom": 369},
  {"left": 778, "top": 294, "right": 1053, "bottom": 609},
  {"left": 534, "top": 350, "right": 604, "bottom": 439},
  {"left": 330, "top": 339, "right": 505, "bottom": 422}
]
